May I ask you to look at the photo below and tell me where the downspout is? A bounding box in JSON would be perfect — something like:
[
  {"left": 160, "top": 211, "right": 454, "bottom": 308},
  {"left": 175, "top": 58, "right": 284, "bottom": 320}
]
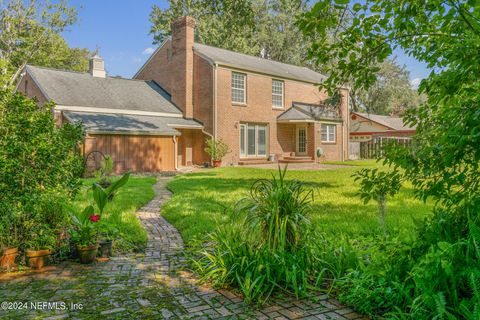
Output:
[
  {"left": 343, "top": 90, "right": 349, "bottom": 161},
  {"left": 213, "top": 63, "right": 218, "bottom": 139},
  {"left": 173, "top": 135, "right": 178, "bottom": 170}
]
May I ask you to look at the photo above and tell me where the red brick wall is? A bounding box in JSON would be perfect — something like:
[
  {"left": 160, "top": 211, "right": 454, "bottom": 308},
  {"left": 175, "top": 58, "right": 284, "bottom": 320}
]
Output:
[
  {"left": 16, "top": 73, "right": 49, "bottom": 106},
  {"left": 193, "top": 54, "right": 214, "bottom": 135},
  {"left": 215, "top": 67, "right": 348, "bottom": 164},
  {"left": 135, "top": 43, "right": 173, "bottom": 95}
]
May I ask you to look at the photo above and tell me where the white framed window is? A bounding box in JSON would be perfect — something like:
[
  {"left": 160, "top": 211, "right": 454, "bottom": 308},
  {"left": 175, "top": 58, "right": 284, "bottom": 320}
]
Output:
[
  {"left": 272, "top": 79, "right": 284, "bottom": 108},
  {"left": 240, "top": 123, "right": 268, "bottom": 158},
  {"left": 231, "top": 72, "right": 246, "bottom": 104},
  {"left": 321, "top": 124, "right": 336, "bottom": 143}
]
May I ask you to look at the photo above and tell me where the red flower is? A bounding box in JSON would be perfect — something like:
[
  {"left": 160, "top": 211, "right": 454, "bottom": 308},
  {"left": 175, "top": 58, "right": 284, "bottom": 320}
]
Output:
[{"left": 89, "top": 214, "right": 100, "bottom": 222}]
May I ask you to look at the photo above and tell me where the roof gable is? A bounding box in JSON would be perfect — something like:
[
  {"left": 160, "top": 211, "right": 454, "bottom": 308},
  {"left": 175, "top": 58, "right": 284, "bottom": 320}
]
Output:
[
  {"left": 25, "top": 65, "right": 182, "bottom": 115},
  {"left": 278, "top": 102, "right": 342, "bottom": 122},
  {"left": 353, "top": 112, "right": 416, "bottom": 131}
]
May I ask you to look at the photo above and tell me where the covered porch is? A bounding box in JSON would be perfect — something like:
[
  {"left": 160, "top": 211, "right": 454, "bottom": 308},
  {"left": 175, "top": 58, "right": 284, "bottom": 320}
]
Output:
[{"left": 276, "top": 102, "right": 344, "bottom": 163}]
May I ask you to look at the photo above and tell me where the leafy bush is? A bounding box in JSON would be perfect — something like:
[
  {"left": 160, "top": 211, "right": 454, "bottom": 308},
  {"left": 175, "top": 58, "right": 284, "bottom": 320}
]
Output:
[
  {"left": 204, "top": 138, "right": 230, "bottom": 161},
  {"left": 0, "top": 93, "right": 84, "bottom": 249},
  {"left": 194, "top": 167, "right": 321, "bottom": 304}
]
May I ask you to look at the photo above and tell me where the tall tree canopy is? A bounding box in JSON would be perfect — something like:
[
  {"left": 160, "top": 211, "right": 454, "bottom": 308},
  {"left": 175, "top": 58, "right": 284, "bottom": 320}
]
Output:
[
  {"left": 298, "top": 0, "right": 480, "bottom": 214},
  {"left": 351, "top": 58, "right": 424, "bottom": 115},
  {"left": 0, "top": 0, "right": 90, "bottom": 90},
  {"left": 149, "top": 0, "right": 310, "bottom": 66},
  {"left": 150, "top": 0, "right": 423, "bottom": 114}
]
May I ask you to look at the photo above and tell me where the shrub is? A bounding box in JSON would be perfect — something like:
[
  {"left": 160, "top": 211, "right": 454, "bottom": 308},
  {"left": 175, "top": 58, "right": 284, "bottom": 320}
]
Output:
[
  {"left": 193, "top": 167, "right": 321, "bottom": 304},
  {"left": 204, "top": 138, "right": 230, "bottom": 161},
  {"left": 0, "top": 93, "right": 84, "bottom": 250}
]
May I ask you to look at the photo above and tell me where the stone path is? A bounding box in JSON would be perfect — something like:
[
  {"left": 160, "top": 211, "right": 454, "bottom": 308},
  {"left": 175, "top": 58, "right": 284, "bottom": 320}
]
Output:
[{"left": 0, "top": 177, "right": 365, "bottom": 320}]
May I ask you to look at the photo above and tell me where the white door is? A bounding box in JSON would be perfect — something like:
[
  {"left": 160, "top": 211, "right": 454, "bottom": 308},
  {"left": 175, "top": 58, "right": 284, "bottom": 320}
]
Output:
[{"left": 296, "top": 126, "right": 307, "bottom": 155}]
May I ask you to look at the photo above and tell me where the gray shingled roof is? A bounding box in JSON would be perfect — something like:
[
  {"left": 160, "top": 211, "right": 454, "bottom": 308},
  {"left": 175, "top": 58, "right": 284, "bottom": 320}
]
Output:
[
  {"left": 354, "top": 112, "right": 416, "bottom": 131},
  {"left": 64, "top": 112, "right": 203, "bottom": 135},
  {"left": 277, "top": 103, "right": 342, "bottom": 122},
  {"left": 193, "top": 43, "right": 326, "bottom": 84},
  {"left": 26, "top": 65, "right": 182, "bottom": 115}
]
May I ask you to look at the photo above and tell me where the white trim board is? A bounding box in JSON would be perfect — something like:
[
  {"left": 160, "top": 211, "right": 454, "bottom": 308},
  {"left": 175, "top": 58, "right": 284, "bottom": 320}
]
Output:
[{"left": 55, "top": 105, "right": 183, "bottom": 118}]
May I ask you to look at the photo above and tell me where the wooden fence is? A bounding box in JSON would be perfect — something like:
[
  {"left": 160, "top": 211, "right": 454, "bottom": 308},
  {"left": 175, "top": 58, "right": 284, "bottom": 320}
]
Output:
[{"left": 359, "top": 137, "right": 412, "bottom": 159}]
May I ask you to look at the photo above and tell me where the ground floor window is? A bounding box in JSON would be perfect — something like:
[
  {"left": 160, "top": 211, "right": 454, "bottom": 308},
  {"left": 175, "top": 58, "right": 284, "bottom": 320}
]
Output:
[
  {"left": 321, "top": 124, "right": 336, "bottom": 143},
  {"left": 240, "top": 123, "right": 268, "bottom": 158}
]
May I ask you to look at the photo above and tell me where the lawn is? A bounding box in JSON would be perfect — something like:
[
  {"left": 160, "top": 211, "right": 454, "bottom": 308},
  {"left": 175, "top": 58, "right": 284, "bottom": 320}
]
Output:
[
  {"left": 72, "top": 175, "right": 156, "bottom": 252},
  {"left": 162, "top": 165, "right": 432, "bottom": 244}
]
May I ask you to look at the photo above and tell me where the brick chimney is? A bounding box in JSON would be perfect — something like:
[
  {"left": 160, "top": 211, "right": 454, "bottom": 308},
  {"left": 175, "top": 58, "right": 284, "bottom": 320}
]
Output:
[{"left": 170, "top": 16, "right": 195, "bottom": 119}]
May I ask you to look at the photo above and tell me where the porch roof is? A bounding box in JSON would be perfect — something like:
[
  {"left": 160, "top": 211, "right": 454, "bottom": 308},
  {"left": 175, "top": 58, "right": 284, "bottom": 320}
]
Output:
[
  {"left": 277, "top": 102, "right": 343, "bottom": 123},
  {"left": 64, "top": 111, "right": 203, "bottom": 136}
]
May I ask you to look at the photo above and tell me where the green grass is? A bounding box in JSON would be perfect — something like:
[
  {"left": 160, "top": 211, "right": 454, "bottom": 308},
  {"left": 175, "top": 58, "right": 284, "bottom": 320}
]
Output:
[
  {"left": 72, "top": 175, "right": 156, "bottom": 252},
  {"left": 163, "top": 166, "right": 432, "bottom": 243}
]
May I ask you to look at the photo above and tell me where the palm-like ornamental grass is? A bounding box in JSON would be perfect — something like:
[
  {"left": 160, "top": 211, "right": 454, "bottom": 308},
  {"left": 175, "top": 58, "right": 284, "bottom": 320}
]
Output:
[{"left": 234, "top": 166, "right": 313, "bottom": 252}]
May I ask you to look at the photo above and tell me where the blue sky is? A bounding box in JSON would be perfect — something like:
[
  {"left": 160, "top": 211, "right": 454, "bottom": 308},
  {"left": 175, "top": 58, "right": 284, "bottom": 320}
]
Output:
[{"left": 61, "top": 0, "right": 429, "bottom": 85}]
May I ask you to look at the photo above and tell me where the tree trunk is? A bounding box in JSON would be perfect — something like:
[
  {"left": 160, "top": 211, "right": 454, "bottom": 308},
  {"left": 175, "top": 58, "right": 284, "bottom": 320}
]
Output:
[{"left": 377, "top": 194, "right": 386, "bottom": 234}]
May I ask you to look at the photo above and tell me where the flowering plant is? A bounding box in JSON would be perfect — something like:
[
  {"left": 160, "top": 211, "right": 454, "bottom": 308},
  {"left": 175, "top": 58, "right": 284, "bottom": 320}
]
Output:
[
  {"left": 68, "top": 205, "right": 100, "bottom": 247},
  {"left": 67, "top": 173, "right": 130, "bottom": 248}
]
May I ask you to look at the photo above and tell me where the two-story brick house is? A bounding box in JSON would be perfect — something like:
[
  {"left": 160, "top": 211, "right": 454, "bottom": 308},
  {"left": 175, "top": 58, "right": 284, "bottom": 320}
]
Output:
[
  {"left": 16, "top": 16, "right": 349, "bottom": 173},
  {"left": 135, "top": 16, "right": 349, "bottom": 167}
]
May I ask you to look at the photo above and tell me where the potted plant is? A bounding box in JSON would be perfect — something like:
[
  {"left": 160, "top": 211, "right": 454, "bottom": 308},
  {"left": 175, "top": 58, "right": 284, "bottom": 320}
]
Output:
[
  {"left": 98, "top": 222, "right": 118, "bottom": 258},
  {"left": 0, "top": 210, "right": 20, "bottom": 272},
  {"left": 68, "top": 173, "right": 130, "bottom": 264},
  {"left": 24, "top": 224, "right": 57, "bottom": 269},
  {"left": 204, "top": 138, "right": 230, "bottom": 167},
  {"left": 69, "top": 205, "right": 100, "bottom": 264}
]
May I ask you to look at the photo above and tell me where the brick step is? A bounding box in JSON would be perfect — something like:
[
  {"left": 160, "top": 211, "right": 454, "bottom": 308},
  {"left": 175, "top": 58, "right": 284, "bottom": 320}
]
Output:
[
  {"left": 279, "top": 157, "right": 315, "bottom": 163},
  {"left": 238, "top": 159, "right": 271, "bottom": 165},
  {"left": 283, "top": 156, "right": 313, "bottom": 161}
]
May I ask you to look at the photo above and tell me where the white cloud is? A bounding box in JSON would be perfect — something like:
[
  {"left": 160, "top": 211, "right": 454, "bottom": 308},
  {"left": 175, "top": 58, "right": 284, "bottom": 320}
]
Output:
[
  {"left": 142, "top": 47, "right": 155, "bottom": 55},
  {"left": 411, "top": 78, "right": 423, "bottom": 89},
  {"left": 132, "top": 57, "right": 142, "bottom": 63}
]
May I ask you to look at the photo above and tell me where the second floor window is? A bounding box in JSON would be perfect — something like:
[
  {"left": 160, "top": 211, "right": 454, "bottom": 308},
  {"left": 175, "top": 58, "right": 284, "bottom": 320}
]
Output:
[
  {"left": 272, "top": 79, "right": 284, "bottom": 108},
  {"left": 232, "top": 72, "right": 246, "bottom": 104}
]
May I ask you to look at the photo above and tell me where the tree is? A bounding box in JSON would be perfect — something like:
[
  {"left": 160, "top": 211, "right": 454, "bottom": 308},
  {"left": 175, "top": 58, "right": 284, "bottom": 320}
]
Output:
[
  {"left": 298, "top": 1, "right": 480, "bottom": 317},
  {"left": 149, "top": 0, "right": 256, "bottom": 55},
  {"left": 298, "top": 0, "right": 480, "bottom": 216},
  {"left": 150, "top": 0, "right": 312, "bottom": 66},
  {"left": 0, "top": 0, "right": 90, "bottom": 90},
  {"left": 352, "top": 59, "right": 424, "bottom": 115}
]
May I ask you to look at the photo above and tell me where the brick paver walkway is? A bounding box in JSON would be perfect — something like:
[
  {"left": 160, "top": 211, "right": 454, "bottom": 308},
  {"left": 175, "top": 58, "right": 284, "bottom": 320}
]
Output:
[{"left": 0, "top": 177, "right": 365, "bottom": 320}]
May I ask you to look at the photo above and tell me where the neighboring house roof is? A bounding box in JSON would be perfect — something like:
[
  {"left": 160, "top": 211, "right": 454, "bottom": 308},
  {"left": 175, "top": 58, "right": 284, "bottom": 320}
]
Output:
[
  {"left": 64, "top": 112, "right": 203, "bottom": 136},
  {"left": 353, "top": 112, "right": 416, "bottom": 131},
  {"left": 277, "top": 102, "right": 342, "bottom": 122},
  {"left": 25, "top": 65, "right": 182, "bottom": 115},
  {"left": 193, "top": 43, "right": 327, "bottom": 84}
]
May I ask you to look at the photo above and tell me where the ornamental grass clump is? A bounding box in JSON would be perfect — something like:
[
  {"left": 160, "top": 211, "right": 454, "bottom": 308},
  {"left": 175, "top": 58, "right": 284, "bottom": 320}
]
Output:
[{"left": 194, "top": 167, "right": 322, "bottom": 304}]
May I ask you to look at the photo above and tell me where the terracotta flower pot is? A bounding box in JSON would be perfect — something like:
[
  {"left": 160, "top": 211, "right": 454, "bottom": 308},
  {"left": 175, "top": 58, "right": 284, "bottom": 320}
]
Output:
[
  {"left": 77, "top": 244, "right": 99, "bottom": 264},
  {"left": 0, "top": 247, "right": 18, "bottom": 271},
  {"left": 25, "top": 249, "right": 53, "bottom": 269},
  {"left": 98, "top": 240, "right": 113, "bottom": 258},
  {"left": 212, "top": 160, "right": 222, "bottom": 167}
]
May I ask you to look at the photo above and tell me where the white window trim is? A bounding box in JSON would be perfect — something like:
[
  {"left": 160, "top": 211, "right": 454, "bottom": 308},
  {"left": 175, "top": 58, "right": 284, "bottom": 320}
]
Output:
[
  {"left": 232, "top": 72, "right": 246, "bottom": 104},
  {"left": 239, "top": 123, "right": 268, "bottom": 158},
  {"left": 321, "top": 124, "right": 336, "bottom": 143},
  {"left": 296, "top": 125, "right": 307, "bottom": 155},
  {"left": 272, "top": 79, "right": 284, "bottom": 109}
]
